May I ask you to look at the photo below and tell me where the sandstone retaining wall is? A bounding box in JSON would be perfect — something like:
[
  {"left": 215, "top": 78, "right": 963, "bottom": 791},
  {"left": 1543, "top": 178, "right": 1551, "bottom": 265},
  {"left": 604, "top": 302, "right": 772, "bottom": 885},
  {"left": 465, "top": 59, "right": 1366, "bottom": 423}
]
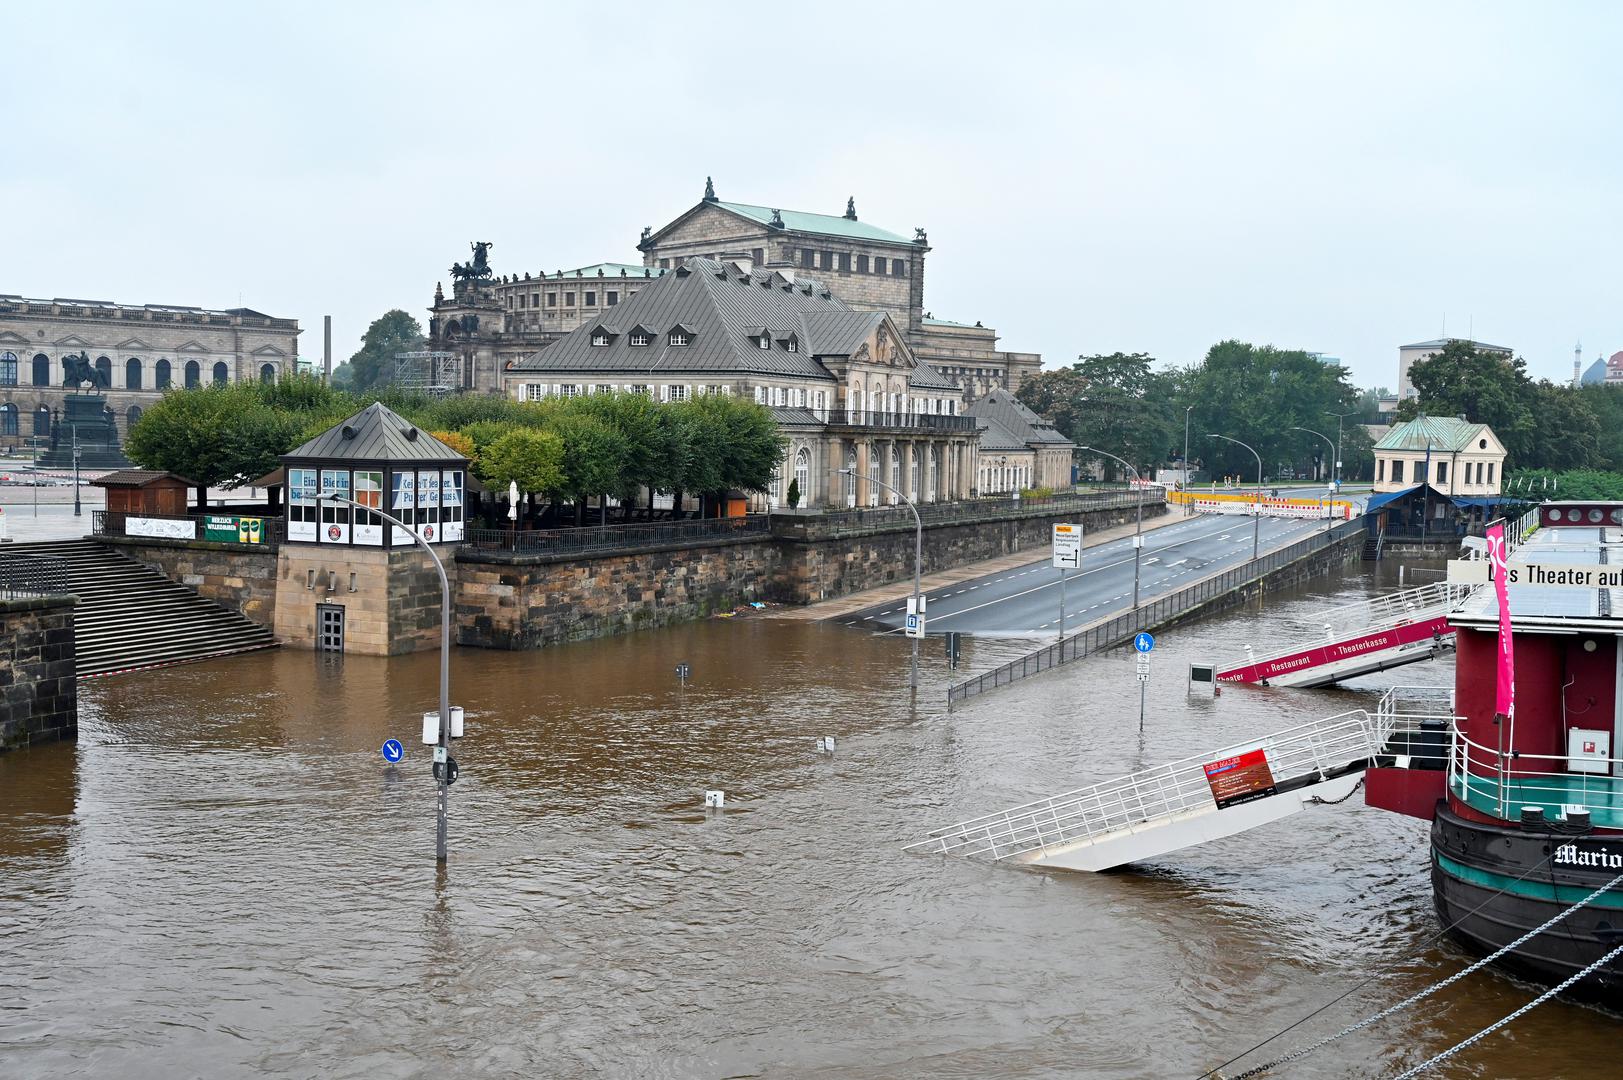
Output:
[{"left": 0, "top": 595, "right": 78, "bottom": 751}]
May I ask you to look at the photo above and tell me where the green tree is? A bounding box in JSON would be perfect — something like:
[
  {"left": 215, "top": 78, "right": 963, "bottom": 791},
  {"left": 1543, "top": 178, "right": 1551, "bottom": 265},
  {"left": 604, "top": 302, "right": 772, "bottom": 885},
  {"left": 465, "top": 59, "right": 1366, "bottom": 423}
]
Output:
[
  {"left": 670, "top": 395, "right": 783, "bottom": 516},
  {"left": 576, "top": 391, "right": 679, "bottom": 520},
  {"left": 126, "top": 384, "right": 306, "bottom": 508},
  {"left": 1526, "top": 381, "right": 1600, "bottom": 471},
  {"left": 1579, "top": 384, "right": 1623, "bottom": 472},
  {"left": 548, "top": 412, "right": 629, "bottom": 525},
  {"left": 477, "top": 427, "right": 564, "bottom": 504},
  {"left": 1018, "top": 353, "right": 1176, "bottom": 478},
  {"left": 346, "top": 310, "right": 424, "bottom": 393}
]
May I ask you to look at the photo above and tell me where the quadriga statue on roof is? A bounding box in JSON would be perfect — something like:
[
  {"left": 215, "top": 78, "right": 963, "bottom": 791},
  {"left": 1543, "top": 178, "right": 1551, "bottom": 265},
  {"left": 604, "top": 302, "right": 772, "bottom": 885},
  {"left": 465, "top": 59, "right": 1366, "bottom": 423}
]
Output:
[{"left": 450, "top": 241, "right": 494, "bottom": 282}]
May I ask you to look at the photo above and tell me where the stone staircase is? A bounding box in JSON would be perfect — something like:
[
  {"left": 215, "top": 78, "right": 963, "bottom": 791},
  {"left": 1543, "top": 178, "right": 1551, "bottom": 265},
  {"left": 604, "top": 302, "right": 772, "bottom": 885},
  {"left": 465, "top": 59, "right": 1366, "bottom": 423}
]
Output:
[{"left": 5, "top": 539, "right": 277, "bottom": 678}]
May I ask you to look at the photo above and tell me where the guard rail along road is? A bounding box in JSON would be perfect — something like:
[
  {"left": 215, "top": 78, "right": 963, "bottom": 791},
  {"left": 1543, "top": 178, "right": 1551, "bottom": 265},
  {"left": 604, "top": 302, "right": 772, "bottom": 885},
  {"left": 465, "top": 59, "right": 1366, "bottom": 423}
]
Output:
[{"left": 946, "top": 518, "right": 1365, "bottom": 708}]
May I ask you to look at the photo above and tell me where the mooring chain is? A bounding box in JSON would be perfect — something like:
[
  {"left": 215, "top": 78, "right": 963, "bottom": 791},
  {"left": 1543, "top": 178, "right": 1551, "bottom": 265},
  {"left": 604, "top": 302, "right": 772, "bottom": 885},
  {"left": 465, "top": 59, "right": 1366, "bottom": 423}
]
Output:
[{"left": 1221, "top": 871, "right": 1623, "bottom": 1080}]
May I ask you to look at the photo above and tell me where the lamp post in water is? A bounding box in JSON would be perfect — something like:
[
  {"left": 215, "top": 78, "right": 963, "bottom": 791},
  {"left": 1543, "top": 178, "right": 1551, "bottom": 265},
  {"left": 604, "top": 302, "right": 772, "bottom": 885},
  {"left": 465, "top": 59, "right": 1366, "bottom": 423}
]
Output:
[
  {"left": 1078, "top": 446, "right": 1143, "bottom": 608},
  {"left": 319, "top": 489, "right": 455, "bottom": 863},
  {"left": 840, "top": 467, "right": 921, "bottom": 691},
  {"left": 1208, "top": 434, "right": 1261, "bottom": 561}
]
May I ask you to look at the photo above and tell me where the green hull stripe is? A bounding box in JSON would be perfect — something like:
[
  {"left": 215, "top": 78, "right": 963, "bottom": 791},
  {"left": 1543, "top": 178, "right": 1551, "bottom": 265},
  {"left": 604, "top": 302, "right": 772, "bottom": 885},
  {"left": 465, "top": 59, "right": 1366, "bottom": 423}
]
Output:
[{"left": 1435, "top": 853, "right": 1623, "bottom": 910}]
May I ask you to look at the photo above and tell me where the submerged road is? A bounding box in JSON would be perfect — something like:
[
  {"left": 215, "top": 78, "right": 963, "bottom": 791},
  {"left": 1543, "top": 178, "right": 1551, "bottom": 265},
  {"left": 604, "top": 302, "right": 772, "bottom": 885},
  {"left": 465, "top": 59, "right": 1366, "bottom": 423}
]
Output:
[{"left": 843, "top": 513, "right": 1338, "bottom": 637}]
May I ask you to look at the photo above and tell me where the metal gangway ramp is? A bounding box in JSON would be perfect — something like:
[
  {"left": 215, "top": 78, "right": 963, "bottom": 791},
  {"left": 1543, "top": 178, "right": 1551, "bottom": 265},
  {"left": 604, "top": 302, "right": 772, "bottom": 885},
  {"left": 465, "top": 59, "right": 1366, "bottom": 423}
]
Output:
[
  {"left": 907, "top": 709, "right": 1417, "bottom": 872},
  {"left": 1213, "top": 582, "right": 1473, "bottom": 688}
]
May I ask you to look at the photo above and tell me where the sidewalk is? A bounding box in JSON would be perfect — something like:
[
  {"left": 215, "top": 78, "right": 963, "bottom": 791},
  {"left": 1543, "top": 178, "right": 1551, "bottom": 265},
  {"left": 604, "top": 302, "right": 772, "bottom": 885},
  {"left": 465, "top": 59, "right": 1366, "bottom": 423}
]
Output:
[{"left": 766, "top": 504, "right": 1191, "bottom": 621}]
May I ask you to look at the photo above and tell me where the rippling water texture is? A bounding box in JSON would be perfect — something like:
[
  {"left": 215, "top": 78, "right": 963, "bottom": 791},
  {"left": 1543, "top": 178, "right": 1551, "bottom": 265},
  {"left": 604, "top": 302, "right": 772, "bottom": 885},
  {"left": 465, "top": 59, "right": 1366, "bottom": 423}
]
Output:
[{"left": 2, "top": 559, "right": 1619, "bottom": 1078}]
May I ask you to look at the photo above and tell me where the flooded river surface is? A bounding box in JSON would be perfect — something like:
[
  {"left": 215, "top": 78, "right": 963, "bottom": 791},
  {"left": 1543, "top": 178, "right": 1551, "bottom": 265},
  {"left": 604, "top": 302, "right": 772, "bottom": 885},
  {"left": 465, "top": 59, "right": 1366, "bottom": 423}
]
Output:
[{"left": 3, "top": 561, "right": 1619, "bottom": 1078}]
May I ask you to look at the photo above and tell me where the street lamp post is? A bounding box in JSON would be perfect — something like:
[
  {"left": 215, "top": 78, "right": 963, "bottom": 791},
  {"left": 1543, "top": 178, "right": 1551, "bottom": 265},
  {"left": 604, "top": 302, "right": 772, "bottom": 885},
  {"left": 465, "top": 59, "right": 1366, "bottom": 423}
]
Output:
[
  {"left": 840, "top": 468, "right": 922, "bottom": 690},
  {"left": 1327, "top": 410, "right": 1357, "bottom": 492},
  {"left": 1078, "top": 445, "right": 1143, "bottom": 607},
  {"left": 71, "top": 425, "right": 81, "bottom": 517},
  {"left": 1182, "top": 406, "right": 1193, "bottom": 516},
  {"left": 1208, "top": 434, "right": 1262, "bottom": 561},
  {"left": 319, "top": 490, "right": 455, "bottom": 863},
  {"left": 1289, "top": 425, "right": 1338, "bottom": 531}
]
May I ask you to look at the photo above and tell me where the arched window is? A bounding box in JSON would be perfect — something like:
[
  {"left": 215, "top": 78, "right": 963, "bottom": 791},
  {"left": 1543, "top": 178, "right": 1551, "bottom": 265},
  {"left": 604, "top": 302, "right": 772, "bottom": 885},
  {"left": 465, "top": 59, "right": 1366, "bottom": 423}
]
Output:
[
  {"left": 184, "top": 360, "right": 201, "bottom": 388},
  {"left": 155, "top": 358, "right": 172, "bottom": 389},
  {"left": 34, "top": 405, "right": 50, "bottom": 437},
  {"left": 125, "top": 356, "right": 143, "bottom": 390},
  {"left": 32, "top": 353, "right": 50, "bottom": 386},
  {"left": 868, "top": 445, "right": 881, "bottom": 507},
  {"left": 844, "top": 445, "right": 857, "bottom": 508},
  {"left": 212, "top": 361, "right": 229, "bottom": 385},
  {"left": 94, "top": 355, "right": 112, "bottom": 387},
  {"left": 0, "top": 403, "right": 17, "bottom": 437},
  {"left": 126, "top": 405, "right": 143, "bottom": 430},
  {"left": 260, "top": 363, "right": 275, "bottom": 384},
  {"left": 794, "top": 447, "right": 810, "bottom": 503},
  {"left": 0, "top": 351, "right": 16, "bottom": 386},
  {"left": 889, "top": 446, "right": 901, "bottom": 505}
]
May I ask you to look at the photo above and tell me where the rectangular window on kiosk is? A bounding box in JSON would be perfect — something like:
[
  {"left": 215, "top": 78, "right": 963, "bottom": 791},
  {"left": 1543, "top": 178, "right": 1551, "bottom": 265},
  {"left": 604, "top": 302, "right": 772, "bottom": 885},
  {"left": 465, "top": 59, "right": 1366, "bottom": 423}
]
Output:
[
  {"left": 417, "top": 469, "right": 442, "bottom": 541},
  {"left": 353, "top": 470, "right": 384, "bottom": 546},
  {"left": 390, "top": 470, "right": 416, "bottom": 545},
  {"left": 319, "top": 469, "right": 351, "bottom": 544},
  {"left": 442, "top": 470, "right": 465, "bottom": 542},
  {"left": 288, "top": 467, "right": 319, "bottom": 542}
]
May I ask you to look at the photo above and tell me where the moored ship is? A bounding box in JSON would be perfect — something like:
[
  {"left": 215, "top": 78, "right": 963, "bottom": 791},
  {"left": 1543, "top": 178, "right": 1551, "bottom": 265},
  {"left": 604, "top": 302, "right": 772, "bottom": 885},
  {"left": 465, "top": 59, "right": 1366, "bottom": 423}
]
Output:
[{"left": 1367, "top": 501, "right": 1623, "bottom": 1001}]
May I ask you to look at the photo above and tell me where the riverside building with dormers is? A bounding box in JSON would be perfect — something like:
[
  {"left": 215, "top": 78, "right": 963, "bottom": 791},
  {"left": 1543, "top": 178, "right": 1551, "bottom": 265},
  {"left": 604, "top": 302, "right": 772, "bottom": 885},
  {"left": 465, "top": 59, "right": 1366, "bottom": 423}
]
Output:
[
  {"left": 425, "top": 180, "right": 1040, "bottom": 403},
  {"left": 0, "top": 294, "right": 301, "bottom": 449},
  {"left": 504, "top": 257, "right": 985, "bottom": 510}
]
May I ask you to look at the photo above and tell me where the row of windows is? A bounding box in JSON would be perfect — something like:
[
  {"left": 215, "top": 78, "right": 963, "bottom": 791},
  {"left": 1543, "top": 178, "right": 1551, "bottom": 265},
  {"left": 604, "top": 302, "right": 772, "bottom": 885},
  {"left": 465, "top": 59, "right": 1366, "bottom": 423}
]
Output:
[
  {"left": 287, "top": 467, "right": 466, "bottom": 545},
  {"left": 510, "top": 289, "right": 626, "bottom": 310},
  {"left": 0, "top": 402, "right": 143, "bottom": 438},
  {"left": 586, "top": 329, "right": 704, "bottom": 349},
  {"left": 0, "top": 352, "right": 273, "bottom": 389},
  {"left": 650, "top": 248, "right": 908, "bottom": 278},
  {"left": 1378, "top": 458, "right": 1495, "bottom": 485},
  {"left": 523, "top": 383, "right": 734, "bottom": 403}
]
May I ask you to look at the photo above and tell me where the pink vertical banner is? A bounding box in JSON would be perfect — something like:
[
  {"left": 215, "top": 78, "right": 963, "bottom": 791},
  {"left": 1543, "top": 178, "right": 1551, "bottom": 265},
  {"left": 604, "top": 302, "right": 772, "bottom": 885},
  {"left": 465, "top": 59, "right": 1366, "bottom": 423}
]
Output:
[{"left": 1486, "top": 523, "right": 1515, "bottom": 719}]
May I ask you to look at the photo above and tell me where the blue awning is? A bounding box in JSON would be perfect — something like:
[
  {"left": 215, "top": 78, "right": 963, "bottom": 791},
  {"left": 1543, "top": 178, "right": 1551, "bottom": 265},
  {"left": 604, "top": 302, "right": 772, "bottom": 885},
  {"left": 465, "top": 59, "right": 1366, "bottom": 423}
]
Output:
[
  {"left": 1449, "top": 495, "right": 1504, "bottom": 508},
  {"left": 1363, "top": 484, "right": 1421, "bottom": 513}
]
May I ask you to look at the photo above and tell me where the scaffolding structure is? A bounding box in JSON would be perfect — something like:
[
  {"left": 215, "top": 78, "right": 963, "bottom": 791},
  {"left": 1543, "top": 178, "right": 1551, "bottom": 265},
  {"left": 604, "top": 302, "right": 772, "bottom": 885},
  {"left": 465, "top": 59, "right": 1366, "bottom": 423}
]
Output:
[{"left": 392, "top": 350, "right": 462, "bottom": 395}]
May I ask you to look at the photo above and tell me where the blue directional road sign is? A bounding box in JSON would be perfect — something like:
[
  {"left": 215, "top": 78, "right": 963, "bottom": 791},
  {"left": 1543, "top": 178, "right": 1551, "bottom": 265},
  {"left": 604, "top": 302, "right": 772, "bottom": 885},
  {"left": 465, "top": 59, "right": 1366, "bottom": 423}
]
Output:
[
  {"left": 1134, "top": 632, "right": 1155, "bottom": 654},
  {"left": 381, "top": 738, "right": 404, "bottom": 763}
]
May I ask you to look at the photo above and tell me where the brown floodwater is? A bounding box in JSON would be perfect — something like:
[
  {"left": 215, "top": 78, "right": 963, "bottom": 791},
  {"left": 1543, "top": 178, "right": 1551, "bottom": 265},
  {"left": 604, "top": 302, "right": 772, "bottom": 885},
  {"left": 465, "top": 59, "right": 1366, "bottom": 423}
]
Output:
[{"left": 1, "top": 560, "right": 1619, "bottom": 1079}]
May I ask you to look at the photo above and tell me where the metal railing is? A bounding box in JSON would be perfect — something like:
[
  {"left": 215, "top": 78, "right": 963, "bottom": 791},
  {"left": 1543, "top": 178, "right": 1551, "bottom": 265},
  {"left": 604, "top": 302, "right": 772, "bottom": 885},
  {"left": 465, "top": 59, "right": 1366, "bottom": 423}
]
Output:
[
  {"left": 907, "top": 707, "right": 1408, "bottom": 861},
  {"left": 0, "top": 554, "right": 71, "bottom": 599},
  {"left": 462, "top": 514, "right": 770, "bottom": 556},
  {"left": 818, "top": 409, "right": 979, "bottom": 432},
  {"left": 1445, "top": 716, "right": 1623, "bottom": 824},
  {"left": 946, "top": 519, "right": 1365, "bottom": 706},
  {"left": 808, "top": 489, "right": 1145, "bottom": 534},
  {"left": 93, "top": 510, "right": 284, "bottom": 549}
]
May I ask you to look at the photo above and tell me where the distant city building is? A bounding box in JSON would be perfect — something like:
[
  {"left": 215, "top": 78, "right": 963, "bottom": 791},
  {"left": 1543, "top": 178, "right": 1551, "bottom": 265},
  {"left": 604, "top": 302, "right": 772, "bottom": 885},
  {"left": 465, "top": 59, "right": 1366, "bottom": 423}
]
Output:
[
  {"left": 0, "top": 294, "right": 300, "bottom": 447},
  {"left": 1372, "top": 415, "right": 1505, "bottom": 497},
  {"left": 1397, "top": 337, "right": 1512, "bottom": 402},
  {"left": 427, "top": 181, "right": 1043, "bottom": 403},
  {"left": 1578, "top": 350, "right": 1623, "bottom": 386},
  {"left": 1307, "top": 352, "right": 1344, "bottom": 368},
  {"left": 963, "top": 388, "right": 1075, "bottom": 492},
  {"left": 504, "top": 257, "right": 983, "bottom": 510}
]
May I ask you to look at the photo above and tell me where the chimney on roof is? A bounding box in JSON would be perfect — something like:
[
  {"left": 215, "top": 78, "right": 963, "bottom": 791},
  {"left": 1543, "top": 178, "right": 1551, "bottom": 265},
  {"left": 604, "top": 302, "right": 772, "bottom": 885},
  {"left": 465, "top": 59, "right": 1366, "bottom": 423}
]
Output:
[{"left": 844, "top": 197, "right": 857, "bottom": 221}]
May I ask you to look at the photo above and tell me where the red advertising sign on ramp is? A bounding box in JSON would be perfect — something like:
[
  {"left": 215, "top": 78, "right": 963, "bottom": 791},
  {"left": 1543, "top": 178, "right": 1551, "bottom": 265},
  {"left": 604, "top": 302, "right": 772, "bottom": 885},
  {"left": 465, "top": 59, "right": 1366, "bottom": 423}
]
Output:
[{"left": 1203, "top": 746, "right": 1278, "bottom": 809}]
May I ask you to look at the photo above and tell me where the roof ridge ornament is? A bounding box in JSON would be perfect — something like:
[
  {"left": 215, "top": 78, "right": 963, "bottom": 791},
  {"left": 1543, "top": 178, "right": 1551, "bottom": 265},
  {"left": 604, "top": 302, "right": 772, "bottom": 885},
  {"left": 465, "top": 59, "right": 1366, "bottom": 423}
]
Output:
[
  {"left": 845, "top": 197, "right": 857, "bottom": 221},
  {"left": 703, "top": 176, "right": 717, "bottom": 202}
]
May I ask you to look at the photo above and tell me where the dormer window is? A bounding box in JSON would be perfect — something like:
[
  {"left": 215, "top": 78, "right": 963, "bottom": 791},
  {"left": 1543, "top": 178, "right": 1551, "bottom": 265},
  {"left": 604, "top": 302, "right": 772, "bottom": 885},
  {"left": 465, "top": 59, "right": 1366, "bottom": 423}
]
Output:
[
  {"left": 758, "top": 334, "right": 771, "bottom": 350},
  {"left": 669, "top": 331, "right": 690, "bottom": 347},
  {"left": 629, "top": 333, "right": 649, "bottom": 347},
  {"left": 787, "top": 338, "right": 799, "bottom": 354},
  {"left": 591, "top": 333, "right": 610, "bottom": 347}
]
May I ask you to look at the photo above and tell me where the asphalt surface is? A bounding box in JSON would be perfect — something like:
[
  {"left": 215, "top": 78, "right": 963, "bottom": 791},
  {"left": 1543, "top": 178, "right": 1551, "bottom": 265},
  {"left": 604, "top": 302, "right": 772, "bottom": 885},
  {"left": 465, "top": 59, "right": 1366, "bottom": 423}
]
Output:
[{"left": 841, "top": 513, "right": 1340, "bottom": 638}]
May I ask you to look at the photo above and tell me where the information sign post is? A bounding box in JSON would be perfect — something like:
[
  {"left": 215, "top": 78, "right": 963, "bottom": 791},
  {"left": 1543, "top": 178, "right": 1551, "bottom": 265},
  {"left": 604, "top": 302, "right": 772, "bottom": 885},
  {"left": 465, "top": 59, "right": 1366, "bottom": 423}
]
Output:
[
  {"left": 1133, "top": 632, "right": 1154, "bottom": 730},
  {"left": 1052, "top": 523, "right": 1082, "bottom": 643}
]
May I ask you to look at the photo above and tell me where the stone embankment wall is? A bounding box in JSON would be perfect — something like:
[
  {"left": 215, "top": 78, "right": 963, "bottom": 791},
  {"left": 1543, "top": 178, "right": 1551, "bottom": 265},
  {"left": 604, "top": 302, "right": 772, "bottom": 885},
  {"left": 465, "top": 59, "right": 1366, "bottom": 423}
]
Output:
[
  {"left": 457, "top": 537, "right": 781, "bottom": 650},
  {"left": 0, "top": 596, "right": 78, "bottom": 751},
  {"left": 100, "top": 536, "right": 278, "bottom": 629}
]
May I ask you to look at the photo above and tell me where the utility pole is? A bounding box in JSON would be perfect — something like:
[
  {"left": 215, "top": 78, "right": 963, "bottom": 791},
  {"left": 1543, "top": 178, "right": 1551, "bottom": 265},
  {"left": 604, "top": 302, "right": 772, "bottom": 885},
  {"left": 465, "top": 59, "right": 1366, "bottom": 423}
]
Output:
[
  {"left": 1208, "top": 434, "right": 1261, "bottom": 561},
  {"left": 1327, "top": 410, "right": 1357, "bottom": 492},
  {"left": 1079, "top": 446, "right": 1143, "bottom": 607},
  {"left": 1290, "top": 425, "right": 1337, "bottom": 532},
  {"left": 71, "top": 425, "right": 81, "bottom": 517},
  {"left": 1182, "top": 405, "right": 1193, "bottom": 516}
]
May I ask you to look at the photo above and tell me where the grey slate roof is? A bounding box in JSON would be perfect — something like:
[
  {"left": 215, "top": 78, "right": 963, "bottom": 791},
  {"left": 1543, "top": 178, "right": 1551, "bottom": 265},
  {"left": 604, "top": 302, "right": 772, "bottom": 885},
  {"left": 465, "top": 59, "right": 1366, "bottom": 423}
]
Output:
[
  {"left": 284, "top": 401, "right": 468, "bottom": 464},
  {"left": 965, "top": 387, "right": 1074, "bottom": 447},
  {"left": 907, "top": 362, "right": 958, "bottom": 390},
  {"left": 974, "top": 415, "right": 1029, "bottom": 451},
  {"left": 512, "top": 258, "right": 921, "bottom": 381}
]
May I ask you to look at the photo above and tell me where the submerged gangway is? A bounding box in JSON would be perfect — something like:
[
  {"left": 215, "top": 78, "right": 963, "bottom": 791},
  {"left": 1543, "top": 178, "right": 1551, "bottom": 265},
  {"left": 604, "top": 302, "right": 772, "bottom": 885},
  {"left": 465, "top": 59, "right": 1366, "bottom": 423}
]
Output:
[
  {"left": 1212, "top": 581, "right": 1474, "bottom": 688},
  {"left": 907, "top": 708, "right": 1426, "bottom": 872}
]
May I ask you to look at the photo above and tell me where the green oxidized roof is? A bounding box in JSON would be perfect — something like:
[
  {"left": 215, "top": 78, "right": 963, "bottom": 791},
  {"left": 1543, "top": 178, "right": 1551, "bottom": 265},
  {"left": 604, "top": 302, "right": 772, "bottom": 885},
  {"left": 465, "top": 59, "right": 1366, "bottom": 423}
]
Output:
[
  {"left": 715, "top": 201, "right": 914, "bottom": 245},
  {"left": 1374, "top": 415, "right": 1492, "bottom": 453}
]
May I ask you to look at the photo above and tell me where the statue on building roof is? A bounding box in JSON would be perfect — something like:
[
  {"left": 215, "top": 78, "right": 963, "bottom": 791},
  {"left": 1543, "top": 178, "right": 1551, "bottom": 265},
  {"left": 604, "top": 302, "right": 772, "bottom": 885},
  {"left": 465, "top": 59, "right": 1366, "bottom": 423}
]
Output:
[
  {"left": 450, "top": 241, "right": 494, "bottom": 282},
  {"left": 914, "top": 227, "right": 928, "bottom": 245},
  {"left": 703, "top": 176, "right": 717, "bottom": 202},
  {"left": 845, "top": 197, "right": 857, "bottom": 221},
  {"left": 769, "top": 209, "right": 785, "bottom": 230},
  {"left": 639, "top": 225, "right": 652, "bottom": 250}
]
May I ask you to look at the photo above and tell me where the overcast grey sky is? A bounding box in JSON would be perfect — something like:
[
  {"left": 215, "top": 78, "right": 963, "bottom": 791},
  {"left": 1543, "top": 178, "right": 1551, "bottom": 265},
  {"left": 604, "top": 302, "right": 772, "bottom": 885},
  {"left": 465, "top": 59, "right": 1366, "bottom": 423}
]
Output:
[{"left": 5, "top": 1, "right": 1617, "bottom": 391}]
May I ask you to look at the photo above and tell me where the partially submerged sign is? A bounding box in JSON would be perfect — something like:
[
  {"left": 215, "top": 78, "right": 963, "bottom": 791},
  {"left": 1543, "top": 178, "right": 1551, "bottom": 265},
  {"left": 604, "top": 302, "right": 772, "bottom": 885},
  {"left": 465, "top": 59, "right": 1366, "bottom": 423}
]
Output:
[{"left": 1203, "top": 745, "right": 1278, "bottom": 809}]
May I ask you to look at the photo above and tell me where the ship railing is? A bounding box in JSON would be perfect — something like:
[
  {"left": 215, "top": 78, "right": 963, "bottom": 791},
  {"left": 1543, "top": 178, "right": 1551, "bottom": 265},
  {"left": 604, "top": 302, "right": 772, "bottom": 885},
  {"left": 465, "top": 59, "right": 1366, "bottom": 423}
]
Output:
[
  {"left": 907, "top": 708, "right": 1390, "bottom": 861},
  {"left": 1446, "top": 724, "right": 1623, "bottom": 824}
]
